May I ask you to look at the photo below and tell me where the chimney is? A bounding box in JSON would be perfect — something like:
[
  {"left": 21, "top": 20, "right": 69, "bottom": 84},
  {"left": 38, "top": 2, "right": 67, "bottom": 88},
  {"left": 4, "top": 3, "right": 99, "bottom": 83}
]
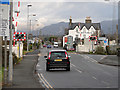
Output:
[
  {"left": 85, "top": 17, "right": 92, "bottom": 23},
  {"left": 69, "top": 16, "right": 72, "bottom": 26}
]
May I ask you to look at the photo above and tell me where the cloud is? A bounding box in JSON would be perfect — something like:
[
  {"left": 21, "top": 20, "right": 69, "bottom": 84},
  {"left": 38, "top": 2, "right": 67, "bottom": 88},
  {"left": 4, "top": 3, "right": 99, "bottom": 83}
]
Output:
[{"left": 13, "top": 2, "right": 118, "bottom": 31}]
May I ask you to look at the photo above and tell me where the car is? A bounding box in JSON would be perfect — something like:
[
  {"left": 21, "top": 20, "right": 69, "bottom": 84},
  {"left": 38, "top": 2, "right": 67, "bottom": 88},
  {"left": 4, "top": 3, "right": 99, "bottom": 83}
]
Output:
[
  {"left": 43, "top": 44, "right": 47, "bottom": 47},
  {"left": 47, "top": 45, "right": 52, "bottom": 48},
  {"left": 53, "top": 42, "right": 58, "bottom": 48},
  {"left": 44, "top": 50, "right": 70, "bottom": 71}
]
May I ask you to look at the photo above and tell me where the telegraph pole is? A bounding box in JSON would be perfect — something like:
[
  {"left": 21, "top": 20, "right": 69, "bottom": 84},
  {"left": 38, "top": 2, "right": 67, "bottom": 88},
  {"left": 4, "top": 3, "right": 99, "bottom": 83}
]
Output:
[
  {"left": 8, "top": 0, "right": 13, "bottom": 85},
  {"left": 116, "top": 24, "right": 119, "bottom": 48},
  {"left": 4, "top": 36, "right": 7, "bottom": 84}
]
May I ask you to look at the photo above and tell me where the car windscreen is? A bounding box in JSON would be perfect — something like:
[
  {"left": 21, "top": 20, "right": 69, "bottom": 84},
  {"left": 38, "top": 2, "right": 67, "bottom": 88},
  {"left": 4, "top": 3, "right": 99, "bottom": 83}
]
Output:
[{"left": 51, "top": 52, "right": 66, "bottom": 59}]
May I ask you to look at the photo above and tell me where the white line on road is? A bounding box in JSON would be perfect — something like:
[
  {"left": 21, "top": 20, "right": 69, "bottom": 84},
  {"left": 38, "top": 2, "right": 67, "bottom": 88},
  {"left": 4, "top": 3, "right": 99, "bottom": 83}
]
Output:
[
  {"left": 71, "top": 64, "right": 77, "bottom": 67},
  {"left": 38, "top": 73, "right": 49, "bottom": 88},
  {"left": 101, "top": 81, "right": 110, "bottom": 86},
  {"left": 40, "top": 74, "right": 53, "bottom": 89},
  {"left": 71, "top": 64, "right": 82, "bottom": 73},
  {"left": 100, "top": 55, "right": 108, "bottom": 60},
  {"left": 92, "top": 76, "right": 97, "bottom": 80},
  {"left": 75, "top": 69, "right": 82, "bottom": 73}
]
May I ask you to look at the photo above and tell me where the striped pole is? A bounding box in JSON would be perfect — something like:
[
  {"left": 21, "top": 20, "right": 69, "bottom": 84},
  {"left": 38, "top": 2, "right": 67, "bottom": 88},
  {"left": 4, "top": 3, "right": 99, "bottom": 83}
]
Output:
[{"left": 13, "top": 1, "right": 20, "bottom": 46}]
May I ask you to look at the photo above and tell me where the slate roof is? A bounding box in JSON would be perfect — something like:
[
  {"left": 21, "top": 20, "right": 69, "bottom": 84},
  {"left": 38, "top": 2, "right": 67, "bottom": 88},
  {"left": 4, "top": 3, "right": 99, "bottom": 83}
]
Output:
[{"left": 69, "top": 23, "right": 101, "bottom": 30}]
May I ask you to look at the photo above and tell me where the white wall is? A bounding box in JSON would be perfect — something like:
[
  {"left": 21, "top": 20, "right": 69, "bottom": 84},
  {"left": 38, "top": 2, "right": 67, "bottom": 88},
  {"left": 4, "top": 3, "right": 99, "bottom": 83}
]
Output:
[
  {"left": 7, "top": 42, "right": 23, "bottom": 58},
  {"left": 69, "top": 26, "right": 99, "bottom": 41}
]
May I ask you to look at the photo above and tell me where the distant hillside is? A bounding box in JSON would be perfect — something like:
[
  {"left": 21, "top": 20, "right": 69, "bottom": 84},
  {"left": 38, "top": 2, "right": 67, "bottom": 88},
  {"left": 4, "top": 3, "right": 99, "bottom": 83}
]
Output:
[
  {"left": 40, "top": 22, "right": 68, "bottom": 36},
  {"left": 101, "top": 20, "right": 118, "bottom": 34},
  {"left": 19, "top": 20, "right": 118, "bottom": 36}
]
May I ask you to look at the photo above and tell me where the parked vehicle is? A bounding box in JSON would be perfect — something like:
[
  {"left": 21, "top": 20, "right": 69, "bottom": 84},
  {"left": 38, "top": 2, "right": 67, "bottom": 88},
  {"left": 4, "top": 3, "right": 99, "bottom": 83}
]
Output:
[
  {"left": 47, "top": 45, "right": 52, "bottom": 48},
  {"left": 43, "top": 44, "right": 47, "bottom": 47},
  {"left": 44, "top": 50, "right": 70, "bottom": 71},
  {"left": 54, "top": 42, "right": 58, "bottom": 48}
]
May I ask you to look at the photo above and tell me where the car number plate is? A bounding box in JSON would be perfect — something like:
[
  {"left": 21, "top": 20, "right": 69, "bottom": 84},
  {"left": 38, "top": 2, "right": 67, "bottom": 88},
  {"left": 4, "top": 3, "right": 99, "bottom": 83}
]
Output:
[{"left": 55, "top": 59, "right": 62, "bottom": 61}]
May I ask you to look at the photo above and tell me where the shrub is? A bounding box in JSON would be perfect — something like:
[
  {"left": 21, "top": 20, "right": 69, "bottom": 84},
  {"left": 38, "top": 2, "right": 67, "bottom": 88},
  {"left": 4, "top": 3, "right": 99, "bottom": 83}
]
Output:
[{"left": 95, "top": 46, "right": 106, "bottom": 55}]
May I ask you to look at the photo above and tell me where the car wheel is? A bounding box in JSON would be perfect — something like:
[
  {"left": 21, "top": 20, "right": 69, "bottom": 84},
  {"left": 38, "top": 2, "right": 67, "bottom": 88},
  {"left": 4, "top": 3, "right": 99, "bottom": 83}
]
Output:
[
  {"left": 46, "top": 64, "right": 49, "bottom": 71},
  {"left": 66, "top": 66, "right": 70, "bottom": 71}
]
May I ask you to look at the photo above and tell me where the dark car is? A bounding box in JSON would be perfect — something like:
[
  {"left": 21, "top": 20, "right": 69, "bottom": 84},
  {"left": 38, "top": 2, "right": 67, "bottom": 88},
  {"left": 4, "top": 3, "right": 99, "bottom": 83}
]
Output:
[
  {"left": 47, "top": 45, "right": 52, "bottom": 48},
  {"left": 44, "top": 50, "right": 70, "bottom": 71}
]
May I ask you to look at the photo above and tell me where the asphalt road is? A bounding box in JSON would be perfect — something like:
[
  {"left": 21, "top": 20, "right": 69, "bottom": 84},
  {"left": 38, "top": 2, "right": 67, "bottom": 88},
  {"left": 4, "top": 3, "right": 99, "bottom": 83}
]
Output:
[{"left": 36, "top": 47, "right": 118, "bottom": 88}]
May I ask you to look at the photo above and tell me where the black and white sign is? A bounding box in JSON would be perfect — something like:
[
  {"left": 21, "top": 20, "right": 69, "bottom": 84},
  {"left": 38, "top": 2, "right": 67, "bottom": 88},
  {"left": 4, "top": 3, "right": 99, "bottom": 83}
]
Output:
[{"left": 0, "top": 4, "right": 9, "bottom": 36}]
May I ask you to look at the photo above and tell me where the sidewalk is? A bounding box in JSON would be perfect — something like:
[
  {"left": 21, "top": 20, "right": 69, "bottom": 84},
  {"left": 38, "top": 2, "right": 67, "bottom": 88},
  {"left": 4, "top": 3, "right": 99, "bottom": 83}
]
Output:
[
  {"left": 98, "top": 55, "right": 120, "bottom": 66},
  {"left": 2, "top": 49, "right": 43, "bottom": 89}
]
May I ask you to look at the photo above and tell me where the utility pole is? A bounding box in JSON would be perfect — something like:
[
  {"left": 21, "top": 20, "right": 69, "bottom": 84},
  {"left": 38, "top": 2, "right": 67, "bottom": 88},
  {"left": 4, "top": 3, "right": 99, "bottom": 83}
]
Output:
[
  {"left": 27, "top": 4, "right": 32, "bottom": 51},
  {"left": 0, "top": 37, "right": 2, "bottom": 89},
  {"left": 116, "top": 24, "right": 119, "bottom": 48},
  {"left": 4, "top": 36, "right": 7, "bottom": 84},
  {"left": 8, "top": 0, "right": 13, "bottom": 85}
]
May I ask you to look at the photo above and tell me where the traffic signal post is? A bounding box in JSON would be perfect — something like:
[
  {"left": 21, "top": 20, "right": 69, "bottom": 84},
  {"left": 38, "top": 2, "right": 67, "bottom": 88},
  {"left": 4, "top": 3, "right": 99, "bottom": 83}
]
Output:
[
  {"left": 13, "top": 32, "right": 26, "bottom": 58},
  {"left": 89, "top": 36, "right": 97, "bottom": 52}
]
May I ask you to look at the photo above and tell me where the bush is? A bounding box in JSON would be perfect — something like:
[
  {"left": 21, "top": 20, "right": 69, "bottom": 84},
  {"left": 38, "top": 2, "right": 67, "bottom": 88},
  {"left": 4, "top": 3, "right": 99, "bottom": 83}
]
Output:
[
  {"left": 106, "top": 46, "right": 117, "bottom": 55},
  {"left": 23, "top": 41, "right": 27, "bottom": 51},
  {"left": 95, "top": 46, "right": 106, "bottom": 55}
]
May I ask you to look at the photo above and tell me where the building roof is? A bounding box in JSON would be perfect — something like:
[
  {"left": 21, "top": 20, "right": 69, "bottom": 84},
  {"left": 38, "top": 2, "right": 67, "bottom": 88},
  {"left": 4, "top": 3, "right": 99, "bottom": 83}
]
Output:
[{"left": 69, "top": 23, "right": 101, "bottom": 30}]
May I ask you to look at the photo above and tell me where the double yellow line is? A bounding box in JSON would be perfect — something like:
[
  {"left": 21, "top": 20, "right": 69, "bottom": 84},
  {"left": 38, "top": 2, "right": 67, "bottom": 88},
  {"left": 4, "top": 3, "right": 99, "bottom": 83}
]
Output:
[{"left": 38, "top": 73, "right": 54, "bottom": 89}]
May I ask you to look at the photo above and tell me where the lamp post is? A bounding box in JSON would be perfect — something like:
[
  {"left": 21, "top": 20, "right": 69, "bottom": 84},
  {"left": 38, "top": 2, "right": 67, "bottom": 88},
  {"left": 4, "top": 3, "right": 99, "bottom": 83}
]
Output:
[
  {"left": 27, "top": 4, "right": 32, "bottom": 51},
  {"left": 8, "top": 0, "right": 13, "bottom": 85}
]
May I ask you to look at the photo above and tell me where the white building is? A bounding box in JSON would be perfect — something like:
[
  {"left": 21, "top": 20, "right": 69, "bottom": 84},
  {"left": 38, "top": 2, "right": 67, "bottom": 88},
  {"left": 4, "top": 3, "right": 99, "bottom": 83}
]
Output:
[
  {"left": 63, "top": 17, "right": 101, "bottom": 52},
  {"left": 67, "top": 17, "right": 101, "bottom": 41}
]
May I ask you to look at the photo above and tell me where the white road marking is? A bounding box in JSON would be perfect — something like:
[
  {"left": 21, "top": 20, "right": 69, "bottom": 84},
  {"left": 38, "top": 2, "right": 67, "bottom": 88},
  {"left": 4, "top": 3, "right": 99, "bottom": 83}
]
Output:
[
  {"left": 101, "top": 81, "right": 110, "bottom": 86},
  {"left": 36, "top": 64, "right": 40, "bottom": 67},
  {"left": 71, "top": 64, "right": 77, "bottom": 67},
  {"left": 75, "top": 69, "right": 82, "bottom": 73},
  {"left": 40, "top": 74, "right": 53, "bottom": 89},
  {"left": 37, "top": 69, "right": 42, "bottom": 71},
  {"left": 79, "top": 54, "right": 98, "bottom": 63},
  {"left": 100, "top": 55, "right": 108, "bottom": 60},
  {"left": 71, "top": 63, "right": 82, "bottom": 73},
  {"left": 92, "top": 76, "right": 97, "bottom": 80},
  {"left": 38, "top": 73, "right": 49, "bottom": 88}
]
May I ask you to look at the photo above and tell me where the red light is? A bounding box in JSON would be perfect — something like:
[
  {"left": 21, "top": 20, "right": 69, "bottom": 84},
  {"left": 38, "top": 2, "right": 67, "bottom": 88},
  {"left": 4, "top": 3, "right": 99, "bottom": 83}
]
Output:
[
  {"left": 67, "top": 62, "right": 69, "bottom": 64},
  {"left": 65, "top": 52, "right": 68, "bottom": 59},
  {"left": 48, "top": 52, "right": 51, "bottom": 59},
  {"left": 48, "top": 62, "right": 50, "bottom": 64}
]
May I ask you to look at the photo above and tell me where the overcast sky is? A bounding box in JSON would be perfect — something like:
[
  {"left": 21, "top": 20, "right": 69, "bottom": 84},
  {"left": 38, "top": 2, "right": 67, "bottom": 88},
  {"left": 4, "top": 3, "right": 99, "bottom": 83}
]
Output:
[{"left": 12, "top": 0, "right": 119, "bottom": 31}]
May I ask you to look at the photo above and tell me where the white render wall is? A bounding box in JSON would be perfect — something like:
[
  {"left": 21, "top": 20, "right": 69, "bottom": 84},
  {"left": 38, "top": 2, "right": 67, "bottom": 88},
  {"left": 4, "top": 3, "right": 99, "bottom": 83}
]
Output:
[
  {"left": 7, "top": 42, "right": 23, "bottom": 58},
  {"left": 69, "top": 25, "right": 100, "bottom": 41}
]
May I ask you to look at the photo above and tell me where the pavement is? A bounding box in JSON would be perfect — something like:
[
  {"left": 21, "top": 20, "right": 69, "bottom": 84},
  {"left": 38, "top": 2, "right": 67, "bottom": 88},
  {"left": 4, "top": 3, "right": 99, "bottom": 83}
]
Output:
[
  {"left": 98, "top": 55, "right": 120, "bottom": 66},
  {"left": 2, "top": 49, "right": 44, "bottom": 89}
]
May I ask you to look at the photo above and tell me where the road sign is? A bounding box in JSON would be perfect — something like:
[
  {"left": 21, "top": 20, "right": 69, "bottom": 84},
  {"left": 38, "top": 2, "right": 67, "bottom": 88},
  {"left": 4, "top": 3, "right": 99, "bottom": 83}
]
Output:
[
  {"left": 13, "top": 32, "right": 26, "bottom": 41},
  {"left": 98, "top": 37, "right": 107, "bottom": 41},
  {"left": 104, "top": 40, "right": 107, "bottom": 43},
  {"left": 0, "top": 1, "right": 9, "bottom": 36},
  {"left": 0, "top": 0, "right": 9, "bottom": 5},
  {"left": 89, "top": 36, "right": 97, "bottom": 41}
]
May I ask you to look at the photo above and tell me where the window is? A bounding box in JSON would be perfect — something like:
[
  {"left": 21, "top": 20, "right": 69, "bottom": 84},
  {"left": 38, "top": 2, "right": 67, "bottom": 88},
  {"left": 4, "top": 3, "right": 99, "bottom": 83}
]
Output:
[{"left": 51, "top": 52, "right": 66, "bottom": 59}]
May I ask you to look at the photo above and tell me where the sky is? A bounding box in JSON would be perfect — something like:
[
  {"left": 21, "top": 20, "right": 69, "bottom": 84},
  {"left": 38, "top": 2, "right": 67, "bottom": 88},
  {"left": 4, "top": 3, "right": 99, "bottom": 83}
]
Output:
[{"left": 12, "top": 0, "right": 119, "bottom": 31}]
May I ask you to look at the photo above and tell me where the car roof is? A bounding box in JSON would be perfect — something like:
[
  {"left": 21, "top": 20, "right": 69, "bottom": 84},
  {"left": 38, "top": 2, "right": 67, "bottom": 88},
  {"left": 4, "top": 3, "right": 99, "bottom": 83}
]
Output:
[{"left": 49, "top": 49, "right": 66, "bottom": 52}]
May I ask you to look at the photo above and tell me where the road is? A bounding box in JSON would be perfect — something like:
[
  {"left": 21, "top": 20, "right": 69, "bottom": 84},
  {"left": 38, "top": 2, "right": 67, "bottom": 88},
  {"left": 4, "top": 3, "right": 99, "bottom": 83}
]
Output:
[{"left": 36, "top": 47, "right": 118, "bottom": 88}]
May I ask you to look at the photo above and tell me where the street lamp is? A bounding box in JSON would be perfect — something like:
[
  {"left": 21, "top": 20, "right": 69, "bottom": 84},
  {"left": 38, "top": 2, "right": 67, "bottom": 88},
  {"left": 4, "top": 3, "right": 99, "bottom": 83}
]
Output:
[{"left": 27, "top": 4, "right": 32, "bottom": 51}]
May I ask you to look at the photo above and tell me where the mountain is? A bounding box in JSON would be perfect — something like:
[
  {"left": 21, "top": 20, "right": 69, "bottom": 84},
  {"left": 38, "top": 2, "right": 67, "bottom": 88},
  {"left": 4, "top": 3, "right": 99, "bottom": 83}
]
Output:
[
  {"left": 20, "top": 20, "right": 118, "bottom": 36},
  {"left": 101, "top": 20, "right": 118, "bottom": 34},
  {"left": 40, "top": 22, "right": 68, "bottom": 36}
]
